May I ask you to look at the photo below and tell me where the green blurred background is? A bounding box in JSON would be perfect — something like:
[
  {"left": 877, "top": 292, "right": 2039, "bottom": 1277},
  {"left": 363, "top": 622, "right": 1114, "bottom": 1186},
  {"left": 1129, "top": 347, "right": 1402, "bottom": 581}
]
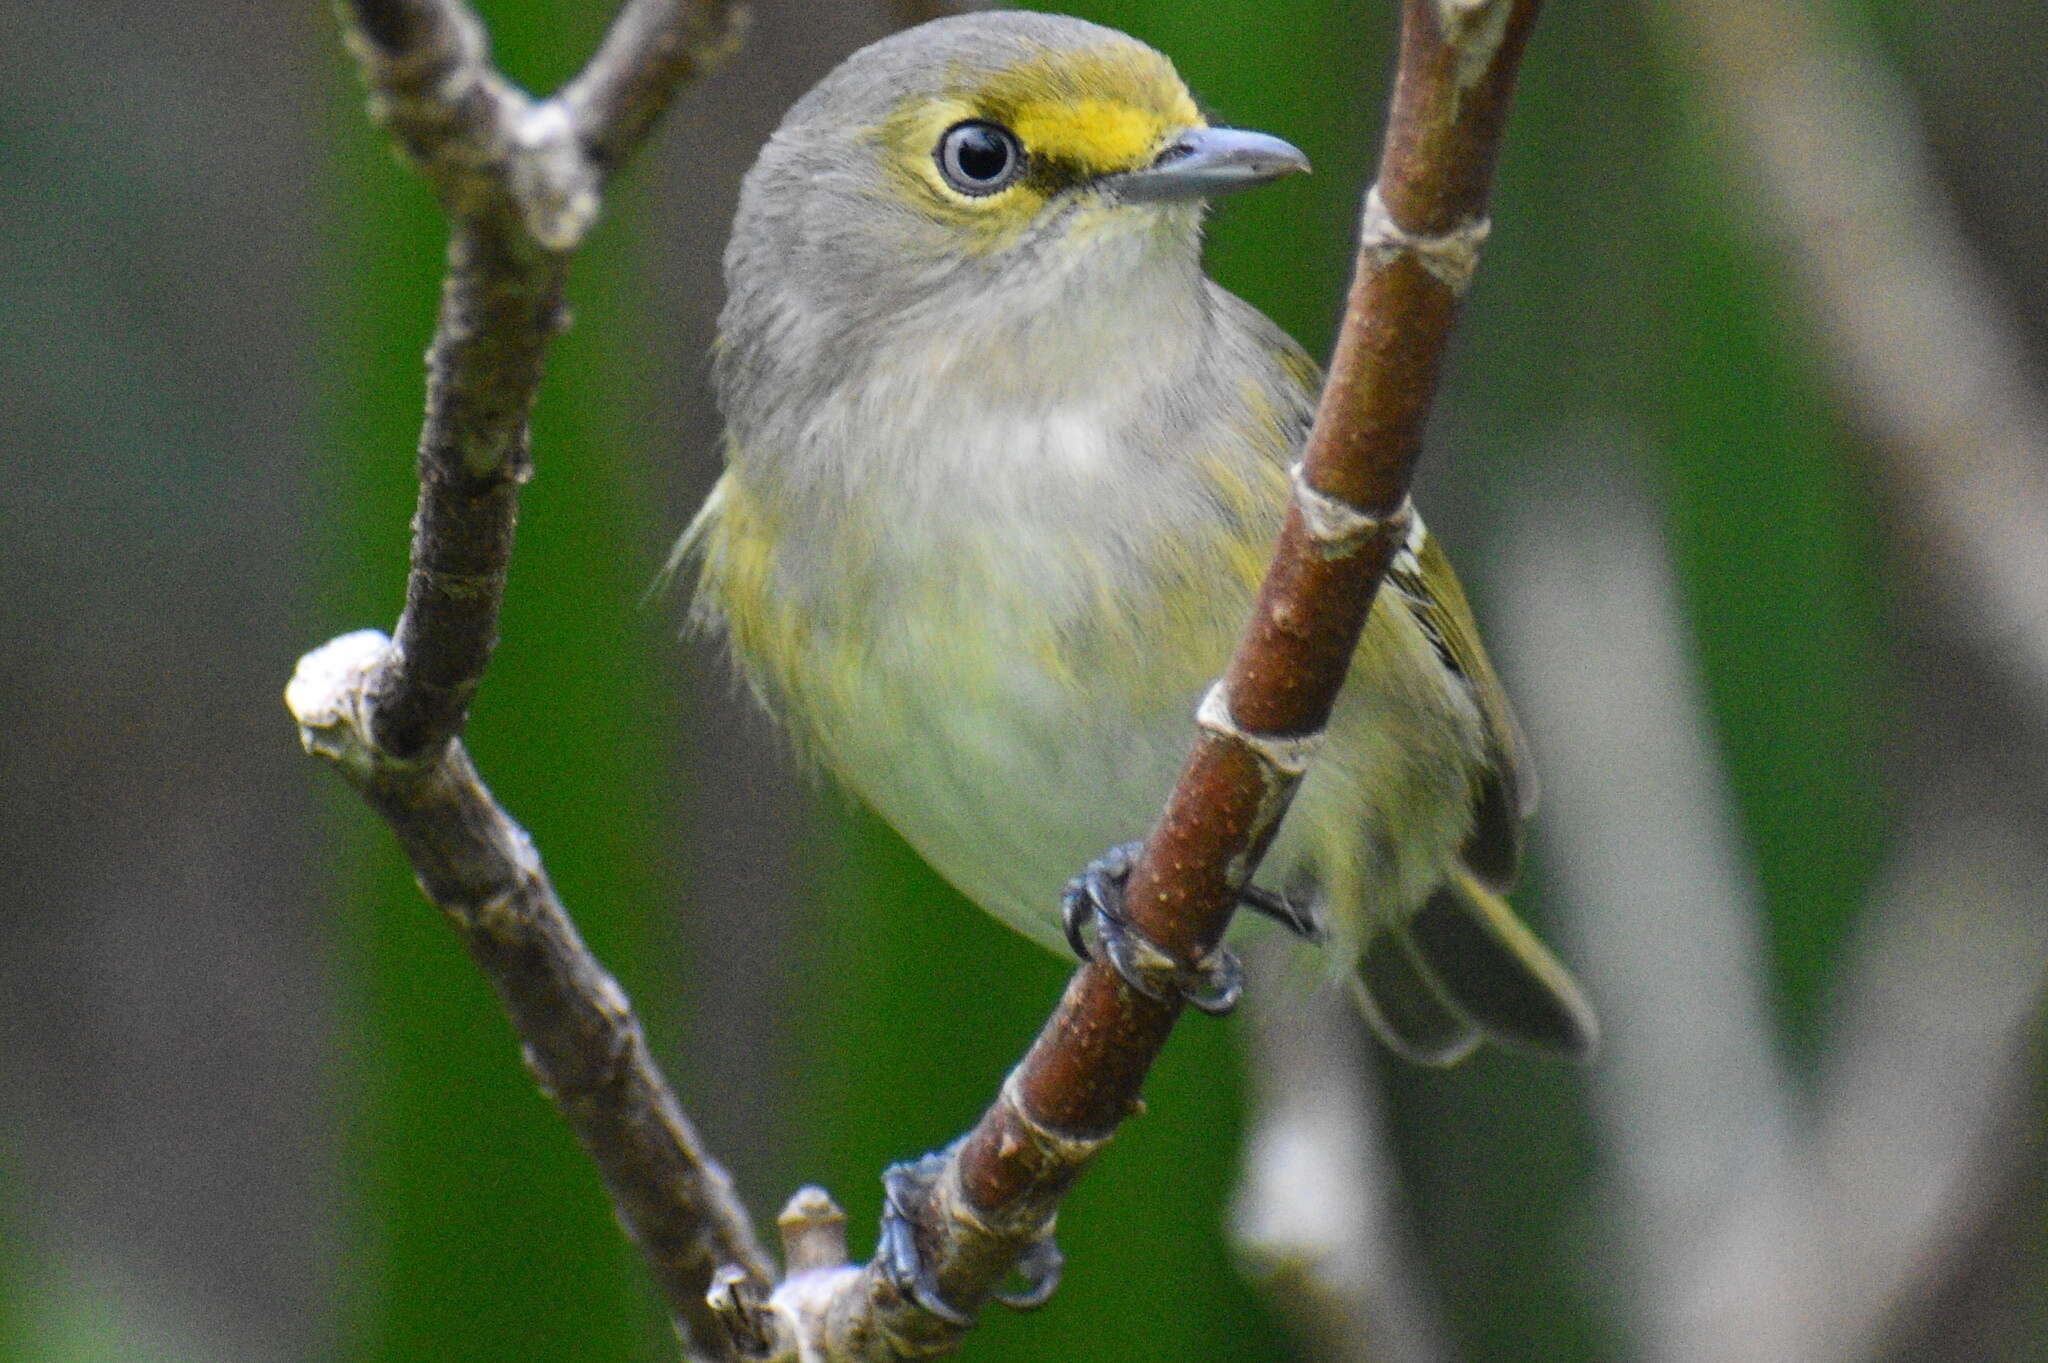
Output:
[{"left": 3, "top": 1, "right": 2045, "bottom": 1359}]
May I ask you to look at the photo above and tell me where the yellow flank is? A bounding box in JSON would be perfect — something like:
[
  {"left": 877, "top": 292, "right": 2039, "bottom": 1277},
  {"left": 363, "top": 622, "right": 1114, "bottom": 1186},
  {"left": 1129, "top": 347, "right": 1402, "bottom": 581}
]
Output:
[
  {"left": 686, "top": 469, "right": 810, "bottom": 721},
  {"left": 1275, "top": 345, "right": 1322, "bottom": 400},
  {"left": 1196, "top": 454, "right": 1289, "bottom": 585}
]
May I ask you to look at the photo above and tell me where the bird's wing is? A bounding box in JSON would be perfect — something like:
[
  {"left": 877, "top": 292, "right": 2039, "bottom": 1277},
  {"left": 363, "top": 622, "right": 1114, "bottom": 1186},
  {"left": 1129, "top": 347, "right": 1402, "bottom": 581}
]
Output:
[
  {"left": 1384, "top": 526, "right": 1539, "bottom": 890},
  {"left": 1210, "top": 281, "right": 1536, "bottom": 887}
]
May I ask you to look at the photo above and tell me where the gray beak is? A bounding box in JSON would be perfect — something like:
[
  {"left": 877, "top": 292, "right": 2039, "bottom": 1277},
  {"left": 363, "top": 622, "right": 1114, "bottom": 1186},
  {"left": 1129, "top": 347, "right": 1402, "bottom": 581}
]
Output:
[{"left": 1113, "top": 126, "right": 1310, "bottom": 203}]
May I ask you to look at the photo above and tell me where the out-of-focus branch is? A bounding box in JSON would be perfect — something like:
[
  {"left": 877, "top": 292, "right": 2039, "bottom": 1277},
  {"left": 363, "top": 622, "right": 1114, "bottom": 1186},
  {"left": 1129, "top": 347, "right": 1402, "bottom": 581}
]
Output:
[
  {"left": 1816, "top": 795, "right": 2048, "bottom": 1363},
  {"left": 1647, "top": 0, "right": 2048, "bottom": 716},
  {"left": 733, "top": 3, "right": 1550, "bottom": 1358},
  {"left": 1500, "top": 448, "right": 2048, "bottom": 1363},
  {"left": 1497, "top": 453, "right": 1821, "bottom": 1363},
  {"left": 1230, "top": 944, "right": 1449, "bottom": 1363},
  {"left": 291, "top": 1, "right": 764, "bottom": 1355},
  {"left": 1621, "top": 2, "right": 2048, "bottom": 1345}
]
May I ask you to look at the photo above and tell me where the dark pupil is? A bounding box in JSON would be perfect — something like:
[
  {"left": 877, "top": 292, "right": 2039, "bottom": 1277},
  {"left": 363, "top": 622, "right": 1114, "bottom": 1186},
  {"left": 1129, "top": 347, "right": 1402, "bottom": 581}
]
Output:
[{"left": 952, "top": 126, "right": 1010, "bottom": 182}]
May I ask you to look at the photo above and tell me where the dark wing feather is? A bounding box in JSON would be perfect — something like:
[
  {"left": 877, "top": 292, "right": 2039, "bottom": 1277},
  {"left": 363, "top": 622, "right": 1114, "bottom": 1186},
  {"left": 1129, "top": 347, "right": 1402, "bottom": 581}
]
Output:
[{"left": 1384, "top": 527, "right": 1538, "bottom": 891}]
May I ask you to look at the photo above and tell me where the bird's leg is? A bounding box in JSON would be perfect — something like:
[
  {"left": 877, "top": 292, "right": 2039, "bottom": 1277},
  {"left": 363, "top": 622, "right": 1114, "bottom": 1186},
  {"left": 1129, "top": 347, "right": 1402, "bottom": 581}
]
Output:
[
  {"left": 1060, "top": 842, "right": 1245, "bottom": 1015},
  {"left": 878, "top": 1150, "right": 1064, "bottom": 1323}
]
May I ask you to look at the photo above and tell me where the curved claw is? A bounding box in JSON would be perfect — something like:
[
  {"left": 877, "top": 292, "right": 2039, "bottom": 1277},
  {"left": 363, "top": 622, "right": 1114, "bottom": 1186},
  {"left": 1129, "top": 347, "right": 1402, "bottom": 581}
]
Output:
[
  {"left": 1059, "top": 841, "right": 1245, "bottom": 1016},
  {"left": 1095, "top": 900, "right": 1180, "bottom": 1005},
  {"left": 1060, "top": 876, "right": 1095, "bottom": 962},
  {"left": 1238, "top": 884, "right": 1327, "bottom": 943},
  {"left": 1061, "top": 842, "right": 1141, "bottom": 964},
  {"left": 880, "top": 1154, "right": 1067, "bottom": 1322},
  {"left": 991, "top": 1230, "right": 1064, "bottom": 1310},
  {"left": 1183, "top": 946, "right": 1245, "bottom": 1015},
  {"left": 880, "top": 1156, "right": 975, "bottom": 1327}
]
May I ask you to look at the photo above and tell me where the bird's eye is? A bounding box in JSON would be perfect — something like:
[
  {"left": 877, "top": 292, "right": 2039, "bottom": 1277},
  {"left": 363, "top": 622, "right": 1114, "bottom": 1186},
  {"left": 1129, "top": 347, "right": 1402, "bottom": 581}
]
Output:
[{"left": 936, "top": 121, "right": 1024, "bottom": 196}]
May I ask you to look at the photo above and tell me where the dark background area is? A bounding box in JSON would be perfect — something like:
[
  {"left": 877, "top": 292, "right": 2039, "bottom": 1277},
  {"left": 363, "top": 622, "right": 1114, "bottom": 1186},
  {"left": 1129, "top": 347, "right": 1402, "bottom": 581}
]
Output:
[{"left": 3, "top": 1, "right": 2045, "bottom": 1359}]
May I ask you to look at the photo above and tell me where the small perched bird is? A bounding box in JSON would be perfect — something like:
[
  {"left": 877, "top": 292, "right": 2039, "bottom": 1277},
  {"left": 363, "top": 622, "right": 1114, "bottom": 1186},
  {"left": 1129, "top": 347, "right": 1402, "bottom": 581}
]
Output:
[{"left": 682, "top": 12, "right": 1595, "bottom": 1064}]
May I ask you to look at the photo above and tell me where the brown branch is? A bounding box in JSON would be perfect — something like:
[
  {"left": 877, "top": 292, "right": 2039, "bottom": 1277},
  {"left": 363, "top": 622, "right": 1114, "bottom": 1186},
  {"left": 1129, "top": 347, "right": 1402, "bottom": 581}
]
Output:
[
  {"left": 292, "top": 0, "right": 764, "bottom": 1355},
  {"left": 332, "top": 0, "right": 742, "bottom": 760},
  {"left": 746, "top": 2, "right": 1548, "bottom": 1356},
  {"left": 289, "top": 635, "right": 773, "bottom": 1352}
]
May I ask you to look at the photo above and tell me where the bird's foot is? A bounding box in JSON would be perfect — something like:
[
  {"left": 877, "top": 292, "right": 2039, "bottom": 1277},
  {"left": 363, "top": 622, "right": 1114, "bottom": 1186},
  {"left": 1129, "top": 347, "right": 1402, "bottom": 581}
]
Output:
[
  {"left": 879, "top": 1152, "right": 1063, "bottom": 1324},
  {"left": 1059, "top": 842, "right": 1245, "bottom": 1015}
]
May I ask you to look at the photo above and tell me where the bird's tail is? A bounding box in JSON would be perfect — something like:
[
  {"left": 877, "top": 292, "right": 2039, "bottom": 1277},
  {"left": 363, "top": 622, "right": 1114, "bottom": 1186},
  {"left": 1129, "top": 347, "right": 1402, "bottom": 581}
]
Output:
[{"left": 1350, "top": 870, "right": 1598, "bottom": 1066}]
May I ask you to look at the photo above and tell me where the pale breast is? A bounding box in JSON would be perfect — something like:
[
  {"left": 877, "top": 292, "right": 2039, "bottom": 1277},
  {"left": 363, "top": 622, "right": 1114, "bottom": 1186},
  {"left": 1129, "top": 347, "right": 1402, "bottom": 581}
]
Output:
[
  {"left": 699, "top": 276, "right": 1487, "bottom": 960},
  {"left": 777, "top": 416, "right": 1240, "bottom": 949}
]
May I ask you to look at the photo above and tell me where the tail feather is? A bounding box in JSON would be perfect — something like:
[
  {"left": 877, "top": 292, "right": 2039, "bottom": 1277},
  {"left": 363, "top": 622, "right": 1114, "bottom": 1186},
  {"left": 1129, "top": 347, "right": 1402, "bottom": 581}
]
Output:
[
  {"left": 1351, "top": 871, "right": 1598, "bottom": 1064},
  {"left": 1406, "top": 871, "right": 1599, "bottom": 1061},
  {"left": 1351, "top": 929, "right": 1482, "bottom": 1067}
]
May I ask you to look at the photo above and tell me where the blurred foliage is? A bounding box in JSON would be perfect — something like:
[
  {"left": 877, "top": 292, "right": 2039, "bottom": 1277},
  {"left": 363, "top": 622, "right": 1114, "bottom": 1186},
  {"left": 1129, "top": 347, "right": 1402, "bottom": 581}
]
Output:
[
  {"left": 0, "top": 1172, "right": 18, "bottom": 1362},
  {"left": 0, "top": 1273, "right": 205, "bottom": 1363}
]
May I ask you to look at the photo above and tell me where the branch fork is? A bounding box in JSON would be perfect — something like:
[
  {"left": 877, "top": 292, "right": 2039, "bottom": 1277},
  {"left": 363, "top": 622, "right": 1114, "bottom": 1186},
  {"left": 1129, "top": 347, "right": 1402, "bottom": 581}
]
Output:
[{"left": 299, "top": 3, "right": 769, "bottom": 1357}]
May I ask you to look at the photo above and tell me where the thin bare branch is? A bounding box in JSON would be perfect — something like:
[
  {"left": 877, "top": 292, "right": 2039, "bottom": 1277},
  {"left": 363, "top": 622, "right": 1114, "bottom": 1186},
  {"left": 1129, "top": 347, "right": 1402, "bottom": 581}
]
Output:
[
  {"left": 332, "top": 0, "right": 734, "bottom": 760},
  {"left": 298, "top": 0, "right": 764, "bottom": 1353},
  {"left": 749, "top": 3, "right": 1550, "bottom": 1356},
  {"left": 288, "top": 633, "right": 773, "bottom": 1349},
  {"left": 562, "top": 0, "right": 746, "bottom": 173}
]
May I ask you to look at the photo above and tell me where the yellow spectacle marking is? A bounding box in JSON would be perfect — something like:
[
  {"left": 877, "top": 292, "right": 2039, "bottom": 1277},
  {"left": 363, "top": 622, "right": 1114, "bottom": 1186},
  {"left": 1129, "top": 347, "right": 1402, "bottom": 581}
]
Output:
[
  {"left": 983, "top": 45, "right": 1202, "bottom": 176},
  {"left": 1011, "top": 96, "right": 1177, "bottom": 178}
]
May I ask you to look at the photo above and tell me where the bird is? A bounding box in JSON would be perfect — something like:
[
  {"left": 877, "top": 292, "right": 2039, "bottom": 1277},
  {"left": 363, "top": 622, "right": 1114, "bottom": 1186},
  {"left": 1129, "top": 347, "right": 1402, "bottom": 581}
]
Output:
[{"left": 679, "top": 11, "right": 1596, "bottom": 1068}]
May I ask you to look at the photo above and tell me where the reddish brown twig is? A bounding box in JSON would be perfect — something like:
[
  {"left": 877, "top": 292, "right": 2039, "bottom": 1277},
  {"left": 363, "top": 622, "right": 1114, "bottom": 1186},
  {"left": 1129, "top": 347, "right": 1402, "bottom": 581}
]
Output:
[{"left": 756, "top": 2, "right": 1546, "bottom": 1356}]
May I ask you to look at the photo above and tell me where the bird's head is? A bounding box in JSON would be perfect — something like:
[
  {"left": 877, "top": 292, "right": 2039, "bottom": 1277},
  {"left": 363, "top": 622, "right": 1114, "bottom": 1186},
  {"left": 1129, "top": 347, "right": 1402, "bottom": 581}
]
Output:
[{"left": 719, "top": 12, "right": 1308, "bottom": 393}]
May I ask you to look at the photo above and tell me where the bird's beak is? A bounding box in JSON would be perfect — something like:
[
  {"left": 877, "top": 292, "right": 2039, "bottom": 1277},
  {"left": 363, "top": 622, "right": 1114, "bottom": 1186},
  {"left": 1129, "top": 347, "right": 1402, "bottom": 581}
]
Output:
[{"left": 1112, "top": 126, "right": 1310, "bottom": 203}]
